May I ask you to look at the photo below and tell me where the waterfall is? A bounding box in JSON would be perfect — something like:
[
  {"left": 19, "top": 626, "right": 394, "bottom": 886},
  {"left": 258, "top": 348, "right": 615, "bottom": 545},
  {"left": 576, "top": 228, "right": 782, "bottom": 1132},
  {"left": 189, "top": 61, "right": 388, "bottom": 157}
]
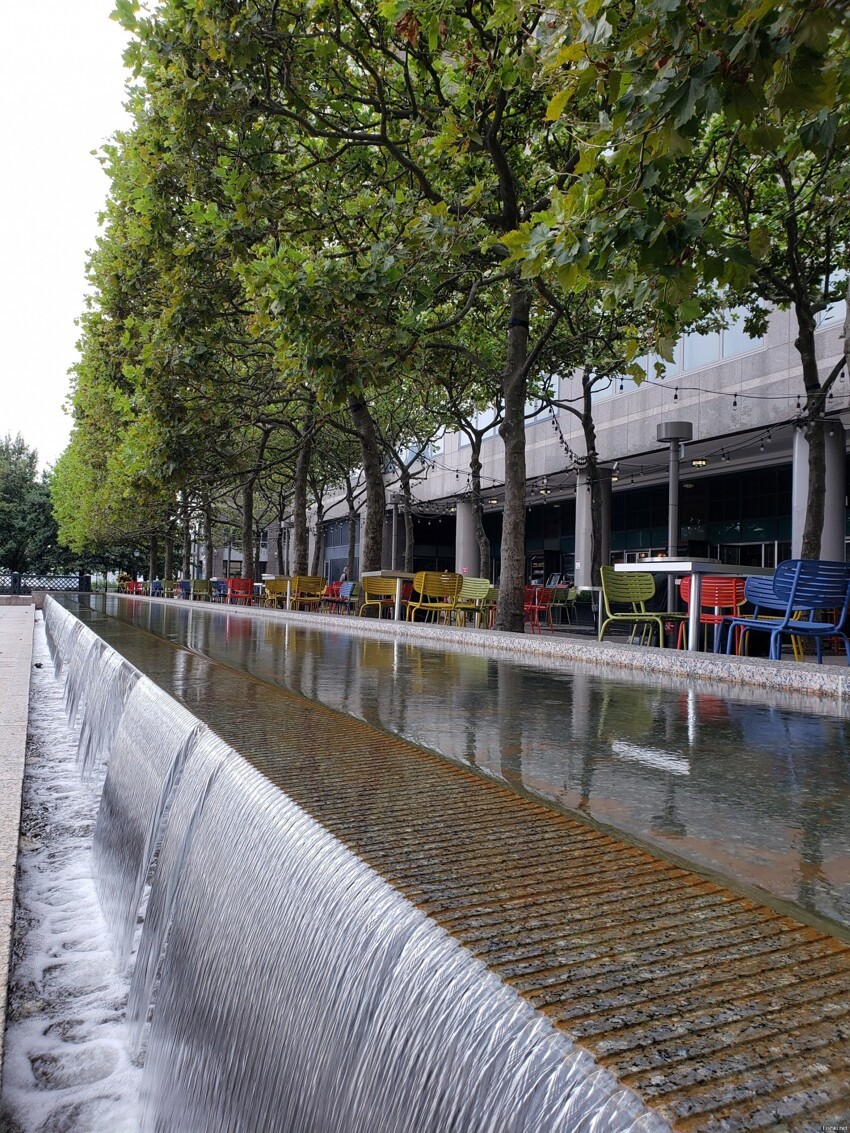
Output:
[{"left": 42, "top": 598, "right": 670, "bottom": 1133}]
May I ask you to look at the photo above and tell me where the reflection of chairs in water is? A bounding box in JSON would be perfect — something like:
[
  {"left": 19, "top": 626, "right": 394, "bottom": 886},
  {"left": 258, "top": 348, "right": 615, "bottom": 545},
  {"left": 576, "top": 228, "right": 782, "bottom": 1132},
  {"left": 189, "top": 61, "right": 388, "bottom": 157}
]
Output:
[
  {"left": 407, "top": 572, "right": 463, "bottom": 623},
  {"left": 599, "top": 567, "right": 684, "bottom": 647}
]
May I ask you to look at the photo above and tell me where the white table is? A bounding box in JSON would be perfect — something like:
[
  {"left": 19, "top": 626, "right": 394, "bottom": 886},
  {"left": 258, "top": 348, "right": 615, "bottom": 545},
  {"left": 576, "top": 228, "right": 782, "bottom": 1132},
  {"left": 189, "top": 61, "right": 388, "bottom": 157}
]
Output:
[{"left": 613, "top": 558, "right": 771, "bottom": 653}]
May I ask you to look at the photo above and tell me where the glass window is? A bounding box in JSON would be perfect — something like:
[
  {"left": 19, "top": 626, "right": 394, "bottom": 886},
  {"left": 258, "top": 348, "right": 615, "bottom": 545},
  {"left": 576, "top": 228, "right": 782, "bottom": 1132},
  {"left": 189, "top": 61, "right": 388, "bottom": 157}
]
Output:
[
  {"left": 682, "top": 330, "right": 721, "bottom": 370},
  {"left": 722, "top": 307, "right": 763, "bottom": 357}
]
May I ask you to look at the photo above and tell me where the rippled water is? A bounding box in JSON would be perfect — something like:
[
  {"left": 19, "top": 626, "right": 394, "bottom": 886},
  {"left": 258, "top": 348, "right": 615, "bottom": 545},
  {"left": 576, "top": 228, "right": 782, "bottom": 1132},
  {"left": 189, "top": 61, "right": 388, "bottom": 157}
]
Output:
[{"left": 62, "top": 595, "right": 850, "bottom": 933}]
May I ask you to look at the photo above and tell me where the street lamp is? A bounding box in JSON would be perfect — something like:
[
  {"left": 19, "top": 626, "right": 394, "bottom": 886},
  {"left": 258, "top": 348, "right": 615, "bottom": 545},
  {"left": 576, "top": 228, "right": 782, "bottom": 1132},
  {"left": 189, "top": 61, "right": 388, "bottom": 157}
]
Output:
[{"left": 657, "top": 421, "right": 693, "bottom": 606}]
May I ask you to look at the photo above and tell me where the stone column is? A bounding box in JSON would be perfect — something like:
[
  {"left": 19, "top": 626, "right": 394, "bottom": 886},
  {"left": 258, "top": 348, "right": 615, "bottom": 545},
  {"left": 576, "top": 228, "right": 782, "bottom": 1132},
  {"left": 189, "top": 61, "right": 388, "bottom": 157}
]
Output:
[
  {"left": 792, "top": 420, "right": 846, "bottom": 560},
  {"left": 455, "top": 499, "right": 480, "bottom": 576},
  {"left": 574, "top": 469, "right": 611, "bottom": 589}
]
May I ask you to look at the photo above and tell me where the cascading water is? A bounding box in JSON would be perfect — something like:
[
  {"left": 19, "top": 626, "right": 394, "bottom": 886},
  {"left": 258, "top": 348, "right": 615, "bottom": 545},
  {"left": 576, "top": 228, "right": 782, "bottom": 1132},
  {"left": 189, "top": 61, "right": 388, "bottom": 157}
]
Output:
[{"left": 38, "top": 597, "right": 670, "bottom": 1133}]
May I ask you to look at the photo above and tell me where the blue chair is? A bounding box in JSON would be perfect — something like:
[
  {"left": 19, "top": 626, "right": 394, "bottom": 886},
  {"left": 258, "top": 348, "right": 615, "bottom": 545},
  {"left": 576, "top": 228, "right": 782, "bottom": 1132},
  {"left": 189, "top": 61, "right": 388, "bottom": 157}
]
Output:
[
  {"left": 211, "top": 580, "right": 228, "bottom": 602},
  {"left": 725, "top": 560, "right": 850, "bottom": 663},
  {"left": 175, "top": 579, "right": 192, "bottom": 600},
  {"left": 149, "top": 580, "right": 164, "bottom": 598}
]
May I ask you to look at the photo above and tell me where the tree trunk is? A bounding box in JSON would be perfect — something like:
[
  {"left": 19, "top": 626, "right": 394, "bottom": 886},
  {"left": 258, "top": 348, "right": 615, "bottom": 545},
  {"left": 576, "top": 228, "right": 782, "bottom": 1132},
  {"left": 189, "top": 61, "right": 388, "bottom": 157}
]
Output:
[
  {"left": 345, "top": 475, "right": 358, "bottom": 578},
  {"left": 582, "top": 386, "right": 604, "bottom": 585},
  {"left": 292, "top": 414, "right": 313, "bottom": 575},
  {"left": 348, "top": 390, "right": 386, "bottom": 573},
  {"left": 469, "top": 437, "right": 491, "bottom": 582},
  {"left": 148, "top": 533, "right": 158, "bottom": 582},
  {"left": 241, "top": 479, "right": 255, "bottom": 581},
  {"left": 399, "top": 469, "right": 415, "bottom": 571},
  {"left": 494, "top": 283, "right": 531, "bottom": 632},
  {"left": 310, "top": 497, "right": 325, "bottom": 576},
  {"left": 203, "top": 500, "right": 214, "bottom": 579},
  {"left": 276, "top": 522, "right": 285, "bottom": 575},
  {"left": 164, "top": 532, "right": 174, "bottom": 581},
  {"left": 181, "top": 492, "right": 192, "bottom": 579},
  {"left": 794, "top": 308, "right": 826, "bottom": 559}
]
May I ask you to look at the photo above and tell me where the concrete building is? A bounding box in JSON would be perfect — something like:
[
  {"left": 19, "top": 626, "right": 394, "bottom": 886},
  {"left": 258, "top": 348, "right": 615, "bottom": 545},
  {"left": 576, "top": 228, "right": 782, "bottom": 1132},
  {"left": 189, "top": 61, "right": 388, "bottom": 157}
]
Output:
[{"left": 303, "top": 303, "right": 847, "bottom": 585}]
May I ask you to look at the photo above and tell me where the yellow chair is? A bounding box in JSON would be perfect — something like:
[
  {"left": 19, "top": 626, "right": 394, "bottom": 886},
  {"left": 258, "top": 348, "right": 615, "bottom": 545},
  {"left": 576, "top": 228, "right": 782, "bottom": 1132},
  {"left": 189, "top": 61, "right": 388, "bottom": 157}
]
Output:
[
  {"left": 359, "top": 576, "right": 398, "bottom": 618},
  {"left": 263, "top": 578, "right": 291, "bottom": 608},
  {"left": 290, "top": 575, "right": 326, "bottom": 611},
  {"left": 599, "top": 566, "right": 685, "bottom": 648},
  {"left": 453, "top": 576, "right": 492, "bottom": 627},
  {"left": 406, "top": 571, "right": 463, "bottom": 623},
  {"left": 190, "top": 579, "right": 213, "bottom": 601}
]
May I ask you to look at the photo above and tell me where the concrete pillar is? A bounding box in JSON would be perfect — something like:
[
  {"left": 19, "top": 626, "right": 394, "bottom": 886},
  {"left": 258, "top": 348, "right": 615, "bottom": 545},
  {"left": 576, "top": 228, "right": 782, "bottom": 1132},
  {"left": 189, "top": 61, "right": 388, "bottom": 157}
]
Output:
[
  {"left": 574, "top": 469, "right": 611, "bottom": 589},
  {"left": 792, "top": 420, "right": 846, "bottom": 560},
  {"left": 455, "top": 499, "right": 480, "bottom": 576}
]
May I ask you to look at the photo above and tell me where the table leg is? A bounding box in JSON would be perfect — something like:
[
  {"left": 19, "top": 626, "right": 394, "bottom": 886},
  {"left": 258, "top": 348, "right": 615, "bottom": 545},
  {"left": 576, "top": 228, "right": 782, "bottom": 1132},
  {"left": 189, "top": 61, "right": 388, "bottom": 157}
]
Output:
[
  {"left": 687, "top": 574, "right": 702, "bottom": 652},
  {"left": 394, "top": 578, "right": 403, "bottom": 621},
  {"left": 285, "top": 581, "right": 292, "bottom": 611}
]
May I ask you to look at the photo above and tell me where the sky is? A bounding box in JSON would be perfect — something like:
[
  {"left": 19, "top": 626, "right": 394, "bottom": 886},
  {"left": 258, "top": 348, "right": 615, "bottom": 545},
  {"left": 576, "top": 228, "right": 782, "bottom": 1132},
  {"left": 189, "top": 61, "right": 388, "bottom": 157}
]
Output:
[{"left": 1, "top": 2, "right": 132, "bottom": 471}]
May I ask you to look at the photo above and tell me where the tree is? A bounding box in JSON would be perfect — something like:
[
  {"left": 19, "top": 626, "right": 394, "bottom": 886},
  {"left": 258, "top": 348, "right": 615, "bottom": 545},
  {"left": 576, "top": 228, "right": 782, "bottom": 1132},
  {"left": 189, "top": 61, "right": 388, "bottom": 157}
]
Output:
[
  {"left": 521, "top": 0, "right": 850, "bottom": 557},
  {"left": 0, "top": 435, "right": 74, "bottom": 574}
]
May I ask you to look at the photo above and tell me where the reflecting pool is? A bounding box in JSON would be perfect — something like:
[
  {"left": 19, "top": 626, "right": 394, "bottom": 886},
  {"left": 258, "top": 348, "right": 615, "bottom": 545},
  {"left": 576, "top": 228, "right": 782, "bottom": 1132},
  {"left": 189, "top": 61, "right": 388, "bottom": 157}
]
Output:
[{"left": 64, "top": 596, "right": 850, "bottom": 935}]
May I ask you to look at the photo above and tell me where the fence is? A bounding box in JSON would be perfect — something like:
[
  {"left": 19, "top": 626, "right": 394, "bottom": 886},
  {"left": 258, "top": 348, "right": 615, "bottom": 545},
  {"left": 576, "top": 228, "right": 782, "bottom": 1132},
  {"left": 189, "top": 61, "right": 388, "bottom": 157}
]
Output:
[{"left": 0, "top": 573, "right": 91, "bottom": 596}]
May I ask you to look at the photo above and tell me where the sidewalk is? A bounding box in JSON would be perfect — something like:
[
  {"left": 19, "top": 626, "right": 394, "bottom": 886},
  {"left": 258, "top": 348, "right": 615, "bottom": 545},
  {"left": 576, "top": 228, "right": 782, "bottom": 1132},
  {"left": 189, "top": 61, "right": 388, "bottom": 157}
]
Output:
[{"left": 0, "top": 603, "right": 34, "bottom": 1084}]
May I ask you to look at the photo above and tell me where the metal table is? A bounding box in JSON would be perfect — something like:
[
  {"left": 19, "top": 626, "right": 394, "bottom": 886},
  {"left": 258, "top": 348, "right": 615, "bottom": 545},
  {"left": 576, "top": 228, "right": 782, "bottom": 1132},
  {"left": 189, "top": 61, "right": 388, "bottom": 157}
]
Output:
[{"left": 613, "top": 558, "right": 771, "bottom": 653}]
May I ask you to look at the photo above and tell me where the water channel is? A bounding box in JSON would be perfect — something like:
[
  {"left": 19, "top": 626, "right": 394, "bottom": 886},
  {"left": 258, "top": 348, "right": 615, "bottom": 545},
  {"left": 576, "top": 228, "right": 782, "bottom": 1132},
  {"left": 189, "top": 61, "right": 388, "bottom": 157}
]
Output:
[{"left": 63, "top": 593, "right": 850, "bottom": 937}]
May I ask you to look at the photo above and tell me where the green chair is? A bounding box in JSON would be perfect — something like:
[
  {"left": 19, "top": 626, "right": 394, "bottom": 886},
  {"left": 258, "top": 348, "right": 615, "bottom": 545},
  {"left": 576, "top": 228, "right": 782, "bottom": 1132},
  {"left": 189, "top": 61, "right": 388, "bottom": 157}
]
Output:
[
  {"left": 599, "top": 566, "right": 684, "bottom": 648},
  {"left": 190, "top": 579, "right": 213, "bottom": 601},
  {"left": 453, "top": 576, "right": 492, "bottom": 627}
]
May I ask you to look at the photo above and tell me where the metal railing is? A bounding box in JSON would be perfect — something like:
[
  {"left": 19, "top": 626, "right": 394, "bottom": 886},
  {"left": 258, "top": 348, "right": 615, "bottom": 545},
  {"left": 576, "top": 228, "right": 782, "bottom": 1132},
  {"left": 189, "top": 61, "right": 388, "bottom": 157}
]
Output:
[{"left": 0, "top": 572, "right": 91, "bottom": 595}]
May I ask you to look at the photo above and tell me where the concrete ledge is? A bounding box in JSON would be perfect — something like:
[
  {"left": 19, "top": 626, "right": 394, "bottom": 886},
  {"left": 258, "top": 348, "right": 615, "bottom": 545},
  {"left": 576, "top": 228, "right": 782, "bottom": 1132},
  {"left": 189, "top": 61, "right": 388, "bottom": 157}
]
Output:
[{"left": 0, "top": 605, "right": 34, "bottom": 1087}]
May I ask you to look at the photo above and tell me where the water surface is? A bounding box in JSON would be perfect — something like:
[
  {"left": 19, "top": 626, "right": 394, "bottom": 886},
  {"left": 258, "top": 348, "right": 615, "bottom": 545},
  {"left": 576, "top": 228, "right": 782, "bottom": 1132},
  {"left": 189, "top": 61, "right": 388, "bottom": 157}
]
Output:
[{"left": 63, "top": 595, "right": 850, "bottom": 935}]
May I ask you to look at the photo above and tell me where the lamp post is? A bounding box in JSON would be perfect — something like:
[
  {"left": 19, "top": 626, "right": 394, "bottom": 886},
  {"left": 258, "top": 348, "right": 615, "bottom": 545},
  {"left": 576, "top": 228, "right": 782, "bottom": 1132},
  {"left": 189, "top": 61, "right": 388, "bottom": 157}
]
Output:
[{"left": 656, "top": 421, "right": 693, "bottom": 606}]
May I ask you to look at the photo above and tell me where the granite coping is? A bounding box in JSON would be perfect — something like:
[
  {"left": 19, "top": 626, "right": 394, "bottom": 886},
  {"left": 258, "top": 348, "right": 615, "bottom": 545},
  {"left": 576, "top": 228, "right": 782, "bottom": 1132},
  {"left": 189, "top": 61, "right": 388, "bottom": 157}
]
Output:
[
  {"left": 133, "top": 595, "right": 850, "bottom": 707},
  {"left": 0, "top": 605, "right": 34, "bottom": 1088}
]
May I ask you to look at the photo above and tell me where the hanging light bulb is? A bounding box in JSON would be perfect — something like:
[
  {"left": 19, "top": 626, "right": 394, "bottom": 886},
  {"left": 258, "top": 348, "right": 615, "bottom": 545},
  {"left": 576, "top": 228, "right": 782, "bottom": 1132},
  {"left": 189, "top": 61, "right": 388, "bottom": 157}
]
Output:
[
  {"left": 732, "top": 393, "right": 738, "bottom": 409},
  {"left": 673, "top": 387, "right": 679, "bottom": 402}
]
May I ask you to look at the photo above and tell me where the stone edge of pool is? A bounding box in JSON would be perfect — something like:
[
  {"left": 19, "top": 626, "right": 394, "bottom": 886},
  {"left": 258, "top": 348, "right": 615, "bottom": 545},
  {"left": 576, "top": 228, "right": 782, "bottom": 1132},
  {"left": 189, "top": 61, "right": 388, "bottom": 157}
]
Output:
[
  {"left": 125, "top": 595, "right": 850, "bottom": 704},
  {"left": 0, "top": 603, "right": 35, "bottom": 1090}
]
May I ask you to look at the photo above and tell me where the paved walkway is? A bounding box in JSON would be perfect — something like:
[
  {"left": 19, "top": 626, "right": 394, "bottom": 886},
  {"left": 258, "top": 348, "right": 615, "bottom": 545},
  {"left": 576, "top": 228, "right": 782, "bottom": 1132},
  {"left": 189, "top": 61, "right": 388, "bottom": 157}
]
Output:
[{"left": 0, "top": 603, "right": 34, "bottom": 1083}]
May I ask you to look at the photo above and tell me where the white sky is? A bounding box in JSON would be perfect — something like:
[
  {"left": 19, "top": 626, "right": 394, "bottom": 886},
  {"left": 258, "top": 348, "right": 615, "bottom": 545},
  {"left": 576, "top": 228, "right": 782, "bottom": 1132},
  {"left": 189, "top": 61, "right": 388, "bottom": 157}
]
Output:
[{"left": 0, "top": 2, "right": 131, "bottom": 471}]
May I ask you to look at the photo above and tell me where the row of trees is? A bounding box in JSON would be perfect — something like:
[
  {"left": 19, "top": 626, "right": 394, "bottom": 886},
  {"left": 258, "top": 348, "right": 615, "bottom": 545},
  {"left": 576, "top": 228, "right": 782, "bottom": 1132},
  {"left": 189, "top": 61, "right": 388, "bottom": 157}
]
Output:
[{"left": 53, "top": 0, "right": 850, "bottom": 628}]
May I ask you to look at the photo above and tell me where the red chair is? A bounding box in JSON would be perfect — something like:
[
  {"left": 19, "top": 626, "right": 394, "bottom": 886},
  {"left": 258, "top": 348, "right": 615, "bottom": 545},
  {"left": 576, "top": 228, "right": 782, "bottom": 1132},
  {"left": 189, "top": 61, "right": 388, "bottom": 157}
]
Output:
[
  {"left": 226, "top": 577, "right": 255, "bottom": 605},
  {"left": 523, "top": 587, "right": 555, "bottom": 633},
  {"left": 677, "top": 575, "right": 746, "bottom": 651}
]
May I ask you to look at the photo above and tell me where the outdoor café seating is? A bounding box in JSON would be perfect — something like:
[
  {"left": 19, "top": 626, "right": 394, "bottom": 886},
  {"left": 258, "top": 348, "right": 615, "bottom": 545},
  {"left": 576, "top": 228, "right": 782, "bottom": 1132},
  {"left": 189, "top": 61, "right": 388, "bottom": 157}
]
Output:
[
  {"left": 453, "top": 576, "right": 491, "bottom": 627},
  {"left": 723, "top": 559, "right": 850, "bottom": 663},
  {"left": 289, "top": 575, "right": 326, "bottom": 612},
  {"left": 406, "top": 571, "right": 463, "bottom": 623},
  {"left": 263, "top": 579, "right": 290, "bottom": 608},
  {"left": 190, "top": 579, "right": 213, "bottom": 601},
  {"left": 359, "top": 576, "right": 398, "bottom": 618},
  {"left": 523, "top": 586, "right": 555, "bottom": 634},
  {"left": 323, "top": 580, "right": 360, "bottom": 615},
  {"left": 226, "top": 577, "right": 255, "bottom": 605},
  {"left": 175, "top": 580, "right": 192, "bottom": 599},
  {"left": 676, "top": 575, "right": 746, "bottom": 651},
  {"left": 599, "top": 566, "right": 686, "bottom": 648}
]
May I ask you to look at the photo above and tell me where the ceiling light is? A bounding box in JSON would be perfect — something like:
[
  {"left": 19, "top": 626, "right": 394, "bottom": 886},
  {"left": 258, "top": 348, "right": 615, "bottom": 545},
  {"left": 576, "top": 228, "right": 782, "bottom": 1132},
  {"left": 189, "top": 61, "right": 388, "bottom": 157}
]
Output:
[{"left": 691, "top": 459, "right": 708, "bottom": 468}]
